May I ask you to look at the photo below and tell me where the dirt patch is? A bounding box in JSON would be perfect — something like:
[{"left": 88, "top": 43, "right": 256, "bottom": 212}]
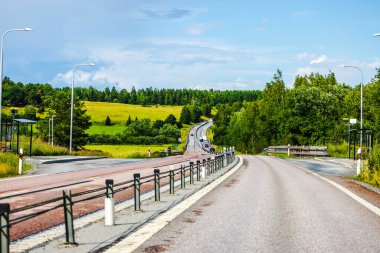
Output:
[
  {"left": 143, "top": 244, "right": 168, "bottom": 253},
  {"left": 183, "top": 218, "right": 195, "bottom": 223},
  {"left": 192, "top": 208, "right": 203, "bottom": 216},
  {"left": 201, "top": 201, "right": 214, "bottom": 207},
  {"left": 224, "top": 178, "right": 239, "bottom": 187}
]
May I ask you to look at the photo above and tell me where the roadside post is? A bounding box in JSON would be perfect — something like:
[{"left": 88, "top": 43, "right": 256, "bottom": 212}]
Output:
[
  {"left": 63, "top": 190, "right": 76, "bottom": 244},
  {"left": 189, "top": 162, "right": 194, "bottom": 184},
  {"left": 181, "top": 164, "right": 185, "bottom": 188},
  {"left": 148, "top": 147, "right": 151, "bottom": 158},
  {"left": 196, "top": 160, "right": 201, "bottom": 181},
  {"left": 201, "top": 159, "right": 206, "bottom": 179},
  {"left": 0, "top": 203, "right": 10, "bottom": 253},
  {"left": 287, "top": 144, "right": 290, "bottom": 157},
  {"left": 357, "top": 148, "right": 362, "bottom": 176},
  {"left": 207, "top": 158, "right": 211, "bottom": 175},
  {"left": 18, "top": 148, "right": 23, "bottom": 175},
  {"left": 105, "top": 179, "right": 115, "bottom": 226},
  {"left": 133, "top": 173, "right": 141, "bottom": 211},
  {"left": 154, "top": 169, "right": 160, "bottom": 201},
  {"left": 169, "top": 167, "right": 174, "bottom": 194}
]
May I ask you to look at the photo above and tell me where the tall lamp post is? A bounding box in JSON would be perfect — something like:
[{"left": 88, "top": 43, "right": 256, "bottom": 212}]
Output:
[
  {"left": 0, "top": 28, "right": 32, "bottom": 141},
  {"left": 341, "top": 65, "right": 364, "bottom": 148},
  {"left": 51, "top": 115, "right": 56, "bottom": 147},
  {"left": 372, "top": 33, "right": 380, "bottom": 37},
  {"left": 69, "top": 63, "right": 95, "bottom": 153}
]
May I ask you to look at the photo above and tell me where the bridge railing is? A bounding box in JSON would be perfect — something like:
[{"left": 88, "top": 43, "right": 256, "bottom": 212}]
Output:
[
  {"left": 266, "top": 145, "right": 328, "bottom": 156},
  {"left": 0, "top": 152, "right": 237, "bottom": 252}
]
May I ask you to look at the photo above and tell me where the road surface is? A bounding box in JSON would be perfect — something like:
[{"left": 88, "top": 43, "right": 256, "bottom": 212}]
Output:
[
  {"left": 0, "top": 121, "right": 213, "bottom": 240},
  {"left": 135, "top": 156, "right": 380, "bottom": 252}
]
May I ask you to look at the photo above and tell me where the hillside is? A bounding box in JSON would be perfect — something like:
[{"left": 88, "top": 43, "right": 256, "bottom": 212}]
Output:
[{"left": 84, "top": 101, "right": 182, "bottom": 135}]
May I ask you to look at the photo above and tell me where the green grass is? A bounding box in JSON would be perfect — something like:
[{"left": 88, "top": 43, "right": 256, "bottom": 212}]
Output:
[
  {"left": 85, "top": 101, "right": 183, "bottom": 135},
  {"left": 0, "top": 153, "right": 31, "bottom": 178}
]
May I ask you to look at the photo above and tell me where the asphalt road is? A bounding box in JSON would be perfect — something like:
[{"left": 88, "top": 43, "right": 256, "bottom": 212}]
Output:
[{"left": 135, "top": 156, "right": 380, "bottom": 252}]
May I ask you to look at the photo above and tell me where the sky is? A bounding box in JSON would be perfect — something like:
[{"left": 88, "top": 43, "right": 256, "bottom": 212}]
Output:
[{"left": 1, "top": 0, "right": 380, "bottom": 91}]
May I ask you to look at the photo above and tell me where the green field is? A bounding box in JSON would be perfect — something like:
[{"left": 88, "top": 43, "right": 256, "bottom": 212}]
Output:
[
  {"left": 85, "top": 144, "right": 173, "bottom": 158},
  {"left": 84, "top": 101, "right": 183, "bottom": 135}
]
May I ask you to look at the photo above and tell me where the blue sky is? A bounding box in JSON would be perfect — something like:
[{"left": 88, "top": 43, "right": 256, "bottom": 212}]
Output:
[{"left": 1, "top": 0, "right": 380, "bottom": 90}]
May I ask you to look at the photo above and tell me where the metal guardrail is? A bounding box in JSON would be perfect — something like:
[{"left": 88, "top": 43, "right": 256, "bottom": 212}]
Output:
[
  {"left": 0, "top": 152, "right": 236, "bottom": 252},
  {"left": 266, "top": 145, "right": 328, "bottom": 156}
]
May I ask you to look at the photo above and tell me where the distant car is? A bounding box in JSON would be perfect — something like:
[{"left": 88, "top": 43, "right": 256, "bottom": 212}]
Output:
[
  {"left": 204, "top": 144, "right": 209, "bottom": 148},
  {"left": 200, "top": 139, "right": 203, "bottom": 142},
  {"left": 191, "top": 133, "right": 194, "bottom": 136}
]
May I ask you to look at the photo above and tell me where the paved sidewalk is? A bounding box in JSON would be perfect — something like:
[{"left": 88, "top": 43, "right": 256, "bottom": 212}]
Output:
[{"left": 12, "top": 157, "right": 241, "bottom": 253}]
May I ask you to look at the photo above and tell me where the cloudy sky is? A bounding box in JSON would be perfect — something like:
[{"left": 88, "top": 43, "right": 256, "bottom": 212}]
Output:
[{"left": 1, "top": 0, "right": 380, "bottom": 90}]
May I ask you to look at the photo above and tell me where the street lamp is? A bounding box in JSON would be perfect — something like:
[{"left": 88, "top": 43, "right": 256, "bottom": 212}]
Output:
[
  {"left": 372, "top": 33, "right": 380, "bottom": 37},
  {"left": 51, "top": 115, "right": 56, "bottom": 147},
  {"left": 0, "top": 28, "right": 32, "bottom": 141},
  {"left": 69, "top": 63, "right": 95, "bottom": 153},
  {"left": 341, "top": 65, "right": 364, "bottom": 149}
]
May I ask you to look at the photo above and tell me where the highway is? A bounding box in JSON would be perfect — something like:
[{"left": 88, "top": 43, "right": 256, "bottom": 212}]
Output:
[
  {"left": 135, "top": 156, "right": 380, "bottom": 252},
  {"left": 0, "top": 121, "right": 213, "bottom": 241}
]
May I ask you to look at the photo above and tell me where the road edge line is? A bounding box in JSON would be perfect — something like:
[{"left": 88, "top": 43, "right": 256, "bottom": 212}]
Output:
[
  {"left": 312, "top": 172, "right": 380, "bottom": 216},
  {"left": 283, "top": 157, "right": 380, "bottom": 217},
  {"left": 104, "top": 156, "right": 244, "bottom": 253}
]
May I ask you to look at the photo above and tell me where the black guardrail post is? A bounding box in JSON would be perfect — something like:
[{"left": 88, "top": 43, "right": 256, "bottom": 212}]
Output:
[
  {"left": 154, "top": 169, "right": 160, "bottom": 201},
  {"left": 181, "top": 164, "right": 185, "bottom": 189},
  {"left": 63, "top": 190, "right": 76, "bottom": 244},
  {"left": 207, "top": 158, "right": 211, "bottom": 176},
  {"left": 105, "top": 179, "right": 115, "bottom": 226},
  {"left": 202, "top": 159, "right": 206, "bottom": 178},
  {"left": 189, "top": 162, "right": 194, "bottom": 184},
  {"left": 196, "top": 160, "right": 200, "bottom": 181},
  {"left": 134, "top": 173, "right": 141, "bottom": 211},
  {"left": 170, "top": 170, "right": 175, "bottom": 194},
  {"left": 0, "top": 203, "right": 10, "bottom": 253},
  {"left": 106, "top": 179, "right": 114, "bottom": 198}
]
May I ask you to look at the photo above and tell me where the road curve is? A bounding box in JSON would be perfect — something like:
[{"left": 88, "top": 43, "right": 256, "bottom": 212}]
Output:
[
  {"left": 135, "top": 156, "right": 380, "bottom": 252},
  {"left": 0, "top": 121, "right": 214, "bottom": 240}
]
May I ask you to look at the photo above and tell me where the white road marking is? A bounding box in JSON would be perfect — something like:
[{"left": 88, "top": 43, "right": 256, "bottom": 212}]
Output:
[
  {"left": 286, "top": 158, "right": 380, "bottom": 217},
  {"left": 104, "top": 156, "right": 244, "bottom": 253},
  {"left": 313, "top": 172, "right": 380, "bottom": 217}
]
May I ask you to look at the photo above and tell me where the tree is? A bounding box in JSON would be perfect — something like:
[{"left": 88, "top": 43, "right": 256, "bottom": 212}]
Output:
[
  {"left": 159, "top": 124, "right": 181, "bottom": 139},
  {"left": 126, "top": 115, "right": 132, "bottom": 126},
  {"left": 37, "top": 91, "right": 91, "bottom": 150},
  {"left": 105, "top": 116, "right": 112, "bottom": 126},
  {"left": 180, "top": 106, "right": 192, "bottom": 124},
  {"left": 153, "top": 119, "right": 164, "bottom": 129},
  {"left": 164, "top": 114, "right": 177, "bottom": 125}
]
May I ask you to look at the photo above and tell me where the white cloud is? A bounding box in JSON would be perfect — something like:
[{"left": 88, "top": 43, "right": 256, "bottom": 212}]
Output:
[
  {"left": 310, "top": 55, "right": 328, "bottom": 65},
  {"left": 368, "top": 58, "right": 380, "bottom": 68}
]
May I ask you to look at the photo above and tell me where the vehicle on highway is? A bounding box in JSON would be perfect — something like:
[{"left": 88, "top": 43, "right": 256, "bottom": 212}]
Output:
[{"left": 191, "top": 133, "right": 194, "bottom": 136}]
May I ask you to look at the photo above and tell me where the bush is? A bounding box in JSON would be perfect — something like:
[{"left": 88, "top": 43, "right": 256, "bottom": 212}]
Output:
[{"left": 0, "top": 153, "right": 19, "bottom": 177}]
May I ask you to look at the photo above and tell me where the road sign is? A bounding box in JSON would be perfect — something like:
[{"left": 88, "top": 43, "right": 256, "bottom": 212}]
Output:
[
  {"left": 350, "top": 118, "right": 357, "bottom": 124},
  {"left": 342, "top": 118, "right": 349, "bottom": 123}
]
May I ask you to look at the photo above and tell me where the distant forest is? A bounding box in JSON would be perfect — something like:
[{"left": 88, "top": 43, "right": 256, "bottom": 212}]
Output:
[{"left": 1, "top": 76, "right": 261, "bottom": 109}]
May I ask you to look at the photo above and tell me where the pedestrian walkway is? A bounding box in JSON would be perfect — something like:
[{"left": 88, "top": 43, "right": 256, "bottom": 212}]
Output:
[{"left": 12, "top": 157, "right": 241, "bottom": 253}]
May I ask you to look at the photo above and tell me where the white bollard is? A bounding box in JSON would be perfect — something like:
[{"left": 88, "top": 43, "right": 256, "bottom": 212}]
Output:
[
  {"left": 18, "top": 148, "right": 23, "bottom": 175},
  {"left": 356, "top": 148, "right": 362, "bottom": 176},
  {"left": 201, "top": 166, "right": 206, "bottom": 179},
  {"left": 105, "top": 197, "right": 115, "bottom": 226}
]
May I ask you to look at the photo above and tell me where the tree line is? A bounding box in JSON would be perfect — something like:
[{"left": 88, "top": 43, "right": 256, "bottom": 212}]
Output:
[
  {"left": 213, "top": 69, "right": 380, "bottom": 153},
  {"left": 1, "top": 76, "right": 261, "bottom": 109}
]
